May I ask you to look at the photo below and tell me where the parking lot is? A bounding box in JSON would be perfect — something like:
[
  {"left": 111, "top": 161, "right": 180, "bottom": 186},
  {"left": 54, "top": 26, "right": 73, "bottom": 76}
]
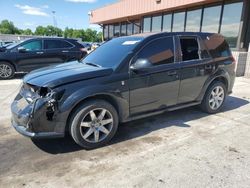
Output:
[{"left": 0, "top": 76, "right": 250, "bottom": 187}]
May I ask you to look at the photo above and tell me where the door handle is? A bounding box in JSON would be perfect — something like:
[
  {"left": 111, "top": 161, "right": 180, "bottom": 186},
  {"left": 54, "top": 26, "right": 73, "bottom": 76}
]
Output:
[
  {"left": 62, "top": 50, "right": 69, "bottom": 53},
  {"left": 36, "top": 51, "right": 44, "bottom": 55},
  {"left": 167, "top": 71, "right": 177, "bottom": 76}
]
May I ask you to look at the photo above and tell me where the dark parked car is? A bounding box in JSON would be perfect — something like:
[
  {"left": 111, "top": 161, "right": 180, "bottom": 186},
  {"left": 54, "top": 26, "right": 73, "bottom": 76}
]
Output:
[
  {"left": 11, "top": 32, "right": 235, "bottom": 149},
  {"left": 81, "top": 42, "right": 92, "bottom": 51},
  {"left": 0, "top": 38, "right": 87, "bottom": 79}
]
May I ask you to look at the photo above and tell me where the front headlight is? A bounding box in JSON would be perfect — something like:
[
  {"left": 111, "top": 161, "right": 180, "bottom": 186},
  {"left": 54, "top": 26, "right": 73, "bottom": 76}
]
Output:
[{"left": 39, "top": 87, "right": 52, "bottom": 97}]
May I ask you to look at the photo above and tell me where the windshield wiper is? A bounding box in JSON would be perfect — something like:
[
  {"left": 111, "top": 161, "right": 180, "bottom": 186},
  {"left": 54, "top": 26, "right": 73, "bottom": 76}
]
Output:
[{"left": 84, "top": 62, "right": 102, "bottom": 68}]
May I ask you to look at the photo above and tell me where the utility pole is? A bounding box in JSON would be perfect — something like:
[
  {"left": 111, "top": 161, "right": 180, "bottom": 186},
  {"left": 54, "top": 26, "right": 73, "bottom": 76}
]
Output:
[{"left": 52, "top": 11, "right": 57, "bottom": 28}]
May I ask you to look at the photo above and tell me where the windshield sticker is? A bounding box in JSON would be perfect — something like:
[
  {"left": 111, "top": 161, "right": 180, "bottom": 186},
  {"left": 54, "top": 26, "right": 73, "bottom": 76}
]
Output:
[{"left": 122, "top": 41, "right": 140, "bottom": 45}]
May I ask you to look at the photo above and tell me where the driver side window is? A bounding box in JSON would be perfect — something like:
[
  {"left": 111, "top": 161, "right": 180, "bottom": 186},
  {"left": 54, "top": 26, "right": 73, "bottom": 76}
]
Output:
[
  {"left": 20, "top": 40, "right": 42, "bottom": 51},
  {"left": 136, "top": 37, "right": 175, "bottom": 66}
]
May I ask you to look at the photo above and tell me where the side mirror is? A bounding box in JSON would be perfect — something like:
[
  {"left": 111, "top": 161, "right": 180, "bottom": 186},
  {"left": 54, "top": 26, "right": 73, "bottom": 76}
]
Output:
[
  {"left": 130, "top": 58, "right": 153, "bottom": 73},
  {"left": 18, "top": 47, "right": 26, "bottom": 53}
]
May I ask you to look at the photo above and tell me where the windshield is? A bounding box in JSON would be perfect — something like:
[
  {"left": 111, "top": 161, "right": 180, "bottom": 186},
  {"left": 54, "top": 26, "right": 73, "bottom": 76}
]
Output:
[
  {"left": 6, "top": 42, "right": 21, "bottom": 49},
  {"left": 82, "top": 37, "right": 143, "bottom": 69}
]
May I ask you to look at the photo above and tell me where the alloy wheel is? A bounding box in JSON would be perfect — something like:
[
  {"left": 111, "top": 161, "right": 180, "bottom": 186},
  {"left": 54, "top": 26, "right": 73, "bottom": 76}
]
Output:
[
  {"left": 0, "top": 64, "right": 12, "bottom": 78},
  {"left": 209, "top": 86, "right": 225, "bottom": 110},
  {"left": 79, "top": 108, "right": 113, "bottom": 143}
]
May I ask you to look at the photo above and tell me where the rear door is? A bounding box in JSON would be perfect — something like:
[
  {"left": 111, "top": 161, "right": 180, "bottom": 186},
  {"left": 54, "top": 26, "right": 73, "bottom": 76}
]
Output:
[
  {"left": 177, "top": 36, "right": 213, "bottom": 104},
  {"left": 129, "top": 36, "right": 180, "bottom": 115},
  {"left": 43, "top": 39, "right": 74, "bottom": 65}
]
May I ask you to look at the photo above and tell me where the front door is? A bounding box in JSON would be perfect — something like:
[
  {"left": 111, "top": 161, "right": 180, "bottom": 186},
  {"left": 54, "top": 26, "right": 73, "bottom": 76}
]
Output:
[
  {"left": 15, "top": 39, "right": 47, "bottom": 72},
  {"left": 129, "top": 36, "right": 180, "bottom": 115}
]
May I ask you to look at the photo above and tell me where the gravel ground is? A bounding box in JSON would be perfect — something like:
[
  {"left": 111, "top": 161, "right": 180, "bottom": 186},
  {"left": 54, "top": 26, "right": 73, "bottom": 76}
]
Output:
[{"left": 0, "top": 76, "right": 250, "bottom": 188}]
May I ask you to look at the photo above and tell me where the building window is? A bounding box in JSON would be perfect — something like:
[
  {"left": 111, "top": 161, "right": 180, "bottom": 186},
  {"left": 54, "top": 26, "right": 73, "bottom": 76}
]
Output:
[
  {"left": 133, "top": 20, "right": 141, "bottom": 34},
  {"left": 121, "top": 22, "right": 127, "bottom": 36},
  {"left": 202, "top": 5, "right": 222, "bottom": 33},
  {"left": 220, "top": 2, "right": 243, "bottom": 48},
  {"left": 127, "top": 23, "right": 133, "bottom": 35},
  {"left": 186, "top": 9, "right": 202, "bottom": 32},
  {"left": 152, "top": 15, "right": 162, "bottom": 32},
  {"left": 172, "top": 12, "right": 185, "bottom": 32},
  {"left": 103, "top": 25, "right": 109, "bottom": 40},
  {"left": 143, "top": 17, "right": 151, "bottom": 32},
  {"left": 114, "top": 23, "right": 120, "bottom": 37},
  {"left": 162, "top": 14, "right": 172, "bottom": 32},
  {"left": 109, "top": 25, "right": 114, "bottom": 38}
]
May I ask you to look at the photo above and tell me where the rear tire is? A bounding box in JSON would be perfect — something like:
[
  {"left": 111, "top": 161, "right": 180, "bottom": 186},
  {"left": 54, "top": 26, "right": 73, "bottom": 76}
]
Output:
[
  {"left": 69, "top": 100, "right": 119, "bottom": 149},
  {"left": 0, "top": 62, "right": 15, "bottom": 79},
  {"left": 200, "top": 81, "right": 226, "bottom": 114}
]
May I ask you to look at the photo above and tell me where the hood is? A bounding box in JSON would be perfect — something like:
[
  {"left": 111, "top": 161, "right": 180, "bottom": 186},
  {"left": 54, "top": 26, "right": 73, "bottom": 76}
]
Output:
[{"left": 23, "top": 61, "right": 113, "bottom": 88}]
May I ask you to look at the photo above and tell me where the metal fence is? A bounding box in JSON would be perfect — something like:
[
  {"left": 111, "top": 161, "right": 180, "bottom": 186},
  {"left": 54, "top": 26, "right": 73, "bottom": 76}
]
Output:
[{"left": 0, "top": 34, "right": 82, "bottom": 43}]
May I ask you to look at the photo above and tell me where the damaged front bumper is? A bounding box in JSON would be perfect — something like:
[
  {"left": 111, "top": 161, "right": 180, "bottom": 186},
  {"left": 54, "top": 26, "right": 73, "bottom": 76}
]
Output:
[
  {"left": 11, "top": 120, "right": 63, "bottom": 138},
  {"left": 11, "top": 83, "right": 65, "bottom": 139}
]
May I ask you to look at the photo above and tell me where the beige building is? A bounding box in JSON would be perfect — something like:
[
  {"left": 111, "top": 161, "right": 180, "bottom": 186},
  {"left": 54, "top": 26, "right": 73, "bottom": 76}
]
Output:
[{"left": 90, "top": 0, "right": 250, "bottom": 51}]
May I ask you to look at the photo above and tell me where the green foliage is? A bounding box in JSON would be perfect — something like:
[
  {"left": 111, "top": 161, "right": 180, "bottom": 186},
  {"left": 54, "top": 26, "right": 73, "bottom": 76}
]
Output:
[
  {"left": 34, "top": 25, "right": 63, "bottom": 36},
  {"left": 0, "top": 20, "right": 20, "bottom": 34},
  {"left": 22, "top": 29, "right": 33, "bottom": 35},
  {"left": 64, "top": 27, "right": 102, "bottom": 42},
  {"left": 64, "top": 27, "right": 85, "bottom": 41},
  {"left": 0, "top": 19, "right": 103, "bottom": 42}
]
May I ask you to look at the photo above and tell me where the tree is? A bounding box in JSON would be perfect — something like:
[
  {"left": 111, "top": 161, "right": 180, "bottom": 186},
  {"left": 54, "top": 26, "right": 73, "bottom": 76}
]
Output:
[
  {"left": 64, "top": 27, "right": 74, "bottom": 38},
  {"left": 22, "top": 29, "right": 33, "bottom": 35},
  {"left": 46, "top": 25, "right": 63, "bottom": 36},
  {"left": 0, "top": 20, "right": 20, "bottom": 34},
  {"left": 35, "top": 26, "right": 47, "bottom": 36},
  {"left": 35, "top": 25, "right": 63, "bottom": 36},
  {"left": 97, "top": 31, "right": 103, "bottom": 42},
  {"left": 0, "top": 19, "right": 102, "bottom": 42},
  {"left": 84, "top": 28, "right": 95, "bottom": 42}
]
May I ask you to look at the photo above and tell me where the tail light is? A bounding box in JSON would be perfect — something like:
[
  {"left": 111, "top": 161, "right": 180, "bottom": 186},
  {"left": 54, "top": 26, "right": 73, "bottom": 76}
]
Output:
[{"left": 80, "top": 48, "right": 86, "bottom": 52}]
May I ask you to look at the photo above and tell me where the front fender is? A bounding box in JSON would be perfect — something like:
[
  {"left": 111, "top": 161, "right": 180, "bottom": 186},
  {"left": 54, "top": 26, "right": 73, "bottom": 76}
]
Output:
[{"left": 58, "top": 84, "right": 129, "bottom": 123}]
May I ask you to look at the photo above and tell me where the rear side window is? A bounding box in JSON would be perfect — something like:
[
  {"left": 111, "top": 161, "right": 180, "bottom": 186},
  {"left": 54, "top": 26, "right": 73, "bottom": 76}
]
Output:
[
  {"left": 203, "top": 34, "right": 231, "bottom": 58},
  {"left": 137, "top": 37, "right": 175, "bottom": 66},
  {"left": 180, "top": 37, "right": 200, "bottom": 61},
  {"left": 44, "top": 40, "right": 73, "bottom": 49}
]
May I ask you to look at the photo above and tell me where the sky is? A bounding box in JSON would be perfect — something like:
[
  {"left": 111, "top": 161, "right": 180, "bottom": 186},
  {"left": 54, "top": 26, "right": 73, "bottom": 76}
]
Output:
[{"left": 0, "top": 0, "right": 118, "bottom": 31}]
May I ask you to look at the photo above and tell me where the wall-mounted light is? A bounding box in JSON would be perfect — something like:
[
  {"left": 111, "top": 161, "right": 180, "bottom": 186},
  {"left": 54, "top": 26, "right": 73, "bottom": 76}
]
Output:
[{"left": 88, "top": 11, "right": 92, "bottom": 17}]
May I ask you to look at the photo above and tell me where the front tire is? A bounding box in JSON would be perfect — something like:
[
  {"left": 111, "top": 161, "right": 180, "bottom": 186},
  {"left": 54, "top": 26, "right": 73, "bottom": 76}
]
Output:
[
  {"left": 0, "top": 62, "right": 15, "bottom": 79},
  {"left": 200, "top": 81, "right": 226, "bottom": 114},
  {"left": 69, "top": 100, "right": 119, "bottom": 149}
]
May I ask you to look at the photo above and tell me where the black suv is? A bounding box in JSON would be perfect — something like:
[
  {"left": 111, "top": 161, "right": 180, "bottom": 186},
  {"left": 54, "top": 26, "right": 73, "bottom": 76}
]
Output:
[
  {"left": 11, "top": 32, "right": 235, "bottom": 149},
  {"left": 0, "top": 38, "right": 87, "bottom": 79}
]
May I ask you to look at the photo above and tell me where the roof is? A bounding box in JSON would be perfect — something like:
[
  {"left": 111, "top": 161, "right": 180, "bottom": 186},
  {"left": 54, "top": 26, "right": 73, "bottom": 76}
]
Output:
[{"left": 130, "top": 31, "right": 217, "bottom": 38}]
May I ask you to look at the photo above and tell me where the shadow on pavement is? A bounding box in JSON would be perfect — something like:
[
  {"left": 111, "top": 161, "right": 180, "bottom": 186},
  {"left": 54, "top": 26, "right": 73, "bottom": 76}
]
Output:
[
  {"left": 32, "top": 95, "right": 249, "bottom": 154},
  {"left": 13, "top": 73, "right": 26, "bottom": 79}
]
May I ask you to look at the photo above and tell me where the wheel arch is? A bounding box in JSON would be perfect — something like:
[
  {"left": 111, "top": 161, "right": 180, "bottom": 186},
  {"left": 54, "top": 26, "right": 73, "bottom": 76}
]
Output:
[
  {"left": 197, "top": 72, "right": 230, "bottom": 102},
  {"left": 65, "top": 94, "right": 123, "bottom": 133},
  {"left": 0, "top": 59, "right": 17, "bottom": 71}
]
